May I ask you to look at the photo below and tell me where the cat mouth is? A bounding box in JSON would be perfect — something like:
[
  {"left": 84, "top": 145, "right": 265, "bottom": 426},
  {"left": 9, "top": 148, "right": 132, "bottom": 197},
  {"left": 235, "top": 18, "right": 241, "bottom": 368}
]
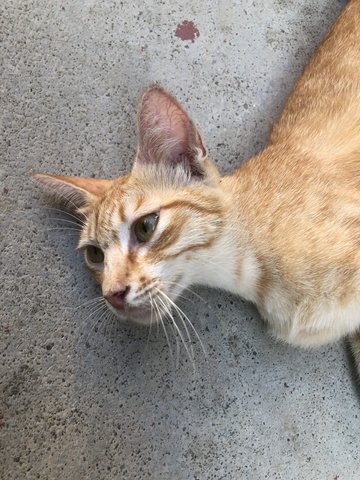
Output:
[
  {"left": 105, "top": 302, "right": 154, "bottom": 325},
  {"left": 104, "top": 285, "right": 182, "bottom": 326}
]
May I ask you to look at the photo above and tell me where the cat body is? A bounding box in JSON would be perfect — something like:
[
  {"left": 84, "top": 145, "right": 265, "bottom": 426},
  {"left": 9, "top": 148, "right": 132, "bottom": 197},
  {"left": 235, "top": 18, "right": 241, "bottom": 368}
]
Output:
[
  {"left": 229, "top": 0, "right": 360, "bottom": 349},
  {"left": 34, "top": 1, "right": 360, "bottom": 369}
]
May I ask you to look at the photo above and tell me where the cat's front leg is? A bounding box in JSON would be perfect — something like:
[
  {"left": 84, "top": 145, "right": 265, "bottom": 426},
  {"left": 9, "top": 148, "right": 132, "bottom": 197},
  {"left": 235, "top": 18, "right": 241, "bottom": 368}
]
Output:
[{"left": 270, "top": 299, "right": 360, "bottom": 347}]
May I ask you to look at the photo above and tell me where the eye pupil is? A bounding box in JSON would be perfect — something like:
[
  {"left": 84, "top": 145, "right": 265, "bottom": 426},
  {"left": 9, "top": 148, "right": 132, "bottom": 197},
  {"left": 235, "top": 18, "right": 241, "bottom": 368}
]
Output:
[
  {"left": 86, "top": 245, "right": 104, "bottom": 264},
  {"left": 134, "top": 213, "right": 159, "bottom": 243}
]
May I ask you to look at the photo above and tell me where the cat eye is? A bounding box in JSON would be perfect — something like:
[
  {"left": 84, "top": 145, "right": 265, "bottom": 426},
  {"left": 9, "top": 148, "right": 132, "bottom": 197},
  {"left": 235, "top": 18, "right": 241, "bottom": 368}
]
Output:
[
  {"left": 85, "top": 245, "right": 104, "bottom": 264},
  {"left": 133, "top": 212, "right": 159, "bottom": 243}
]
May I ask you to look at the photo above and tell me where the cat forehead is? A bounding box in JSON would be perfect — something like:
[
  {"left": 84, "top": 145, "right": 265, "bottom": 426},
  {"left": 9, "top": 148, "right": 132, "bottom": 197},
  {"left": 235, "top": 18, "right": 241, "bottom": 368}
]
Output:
[
  {"left": 86, "top": 165, "right": 191, "bottom": 225},
  {"left": 81, "top": 176, "right": 172, "bottom": 245},
  {"left": 80, "top": 168, "right": 222, "bottom": 247},
  {"left": 91, "top": 181, "right": 159, "bottom": 227}
]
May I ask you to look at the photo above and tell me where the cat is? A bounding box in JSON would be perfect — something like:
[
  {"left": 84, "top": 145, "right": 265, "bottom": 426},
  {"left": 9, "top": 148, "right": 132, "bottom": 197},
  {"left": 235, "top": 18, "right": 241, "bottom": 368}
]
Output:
[{"left": 34, "top": 0, "right": 360, "bottom": 374}]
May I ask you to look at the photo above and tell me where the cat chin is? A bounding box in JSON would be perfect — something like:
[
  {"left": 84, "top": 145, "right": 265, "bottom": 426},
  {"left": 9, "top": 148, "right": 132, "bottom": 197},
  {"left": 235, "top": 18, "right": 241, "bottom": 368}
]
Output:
[{"left": 106, "top": 303, "right": 153, "bottom": 326}]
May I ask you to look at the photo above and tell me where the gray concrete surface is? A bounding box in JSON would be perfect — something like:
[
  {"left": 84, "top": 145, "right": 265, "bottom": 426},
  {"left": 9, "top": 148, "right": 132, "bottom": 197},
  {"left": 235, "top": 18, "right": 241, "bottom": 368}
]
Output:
[{"left": 1, "top": 0, "right": 359, "bottom": 479}]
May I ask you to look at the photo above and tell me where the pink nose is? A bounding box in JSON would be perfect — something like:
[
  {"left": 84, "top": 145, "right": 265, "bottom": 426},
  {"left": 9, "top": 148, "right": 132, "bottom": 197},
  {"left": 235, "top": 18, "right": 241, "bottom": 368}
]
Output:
[{"left": 104, "top": 286, "right": 130, "bottom": 310}]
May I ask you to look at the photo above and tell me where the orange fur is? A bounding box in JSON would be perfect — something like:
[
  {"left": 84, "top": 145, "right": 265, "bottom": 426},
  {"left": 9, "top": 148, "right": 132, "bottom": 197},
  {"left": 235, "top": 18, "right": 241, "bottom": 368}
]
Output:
[{"left": 34, "top": 1, "right": 360, "bottom": 373}]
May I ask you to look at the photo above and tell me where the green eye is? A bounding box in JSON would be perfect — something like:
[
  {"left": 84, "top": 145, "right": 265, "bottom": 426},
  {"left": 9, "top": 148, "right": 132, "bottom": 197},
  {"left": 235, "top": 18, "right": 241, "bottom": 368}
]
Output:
[
  {"left": 134, "top": 213, "right": 159, "bottom": 243},
  {"left": 85, "top": 245, "right": 104, "bottom": 264}
]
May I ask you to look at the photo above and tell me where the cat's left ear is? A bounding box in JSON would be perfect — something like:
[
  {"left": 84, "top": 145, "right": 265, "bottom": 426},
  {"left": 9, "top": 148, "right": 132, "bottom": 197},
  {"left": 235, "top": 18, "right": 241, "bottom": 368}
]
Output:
[
  {"left": 32, "top": 173, "right": 113, "bottom": 209},
  {"left": 134, "top": 85, "right": 216, "bottom": 181}
]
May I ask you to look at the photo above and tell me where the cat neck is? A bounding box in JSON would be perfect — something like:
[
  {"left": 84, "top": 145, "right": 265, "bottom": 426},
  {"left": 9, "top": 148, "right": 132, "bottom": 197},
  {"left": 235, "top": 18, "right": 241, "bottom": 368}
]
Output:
[{"left": 190, "top": 177, "right": 262, "bottom": 303}]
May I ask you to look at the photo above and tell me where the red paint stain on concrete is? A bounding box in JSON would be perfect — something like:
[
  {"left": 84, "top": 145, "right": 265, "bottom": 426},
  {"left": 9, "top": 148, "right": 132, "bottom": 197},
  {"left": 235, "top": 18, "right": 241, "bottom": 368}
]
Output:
[{"left": 175, "top": 21, "right": 200, "bottom": 43}]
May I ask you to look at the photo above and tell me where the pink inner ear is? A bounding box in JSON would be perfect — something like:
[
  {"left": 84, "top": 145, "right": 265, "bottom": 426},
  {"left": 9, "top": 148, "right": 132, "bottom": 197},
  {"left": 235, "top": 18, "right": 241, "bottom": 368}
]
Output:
[{"left": 137, "top": 86, "right": 207, "bottom": 166}]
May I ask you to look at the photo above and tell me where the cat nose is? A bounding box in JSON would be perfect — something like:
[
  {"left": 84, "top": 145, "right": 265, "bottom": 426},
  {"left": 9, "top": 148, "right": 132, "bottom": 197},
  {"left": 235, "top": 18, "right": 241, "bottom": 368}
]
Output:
[{"left": 104, "top": 286, "right": 130, "bottom": 310}]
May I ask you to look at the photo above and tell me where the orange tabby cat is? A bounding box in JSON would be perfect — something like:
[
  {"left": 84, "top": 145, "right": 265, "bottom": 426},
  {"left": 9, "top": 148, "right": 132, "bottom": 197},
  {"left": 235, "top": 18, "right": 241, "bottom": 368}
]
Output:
[{"left": 34, "top": 1, "right": 360, "bottom": 373}]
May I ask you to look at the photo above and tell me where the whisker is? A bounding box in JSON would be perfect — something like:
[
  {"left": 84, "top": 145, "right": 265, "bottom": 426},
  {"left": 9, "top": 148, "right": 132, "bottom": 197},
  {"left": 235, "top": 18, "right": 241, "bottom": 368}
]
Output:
[
  {"left": 42, "top": 228, "right": 82, "bottom": 237},
  {"left": 162, "top": 280, "right": 208, "bottom": 305},
  {"left": 89, "top": 305, "right": 108, "bottom": 338},
  {"left": 157, "top": 289, "right": 194, "bottom": 360},
  {"left": 132, "top": 281, "right": 159, "bottom": 304},
  {"left": 162, "top": 279, "right": 220, "bottom": 323},
  {"left": 83, "top": 302, "right": 107, "bottom": 328},
  {"left": 83, "top": 303, "right": 108, "bottom": 343},
  {"left": 41, "top": 188, "right": 85, "bottom": 214},
  {"left": 152, "top": 284, "right": 196, "bottom": 305},
  {"left": 174, "top": 330, "right": 180, "bottom": 369},
  {"left": 101, "top": 310, "right": 111, "bottom": 337},
  {"left": 96, "top": 307, "right": 111, "bottom": 336},
  {"left": 46, "top": 218, "right": 84, "bottom": 228},
  {"left": 85, "top": 301, "right": 107, "bottom": 320},
  {"left": 41, "top": 206, "right": 88, "bottom": 225},
  {"left": 147, "top": 291, "right": 155, "bottom": 344},
  {"left": 157, "top": 294, "right": 193, "bottom": 367},
  {"left": 151, "top": 294, "right": 162, "bottom": 339},
  {"left": 72, "top": 296, "right": 105, "bottom": 312},
  {"left": 104, "top": 308, "right": 117, "bottom": 337},
  {"left": 153, "top": 296, "right": 173, "bottom": 361},
  {"left": 157, "top": 288, "right": 206, "bottom": 358}
]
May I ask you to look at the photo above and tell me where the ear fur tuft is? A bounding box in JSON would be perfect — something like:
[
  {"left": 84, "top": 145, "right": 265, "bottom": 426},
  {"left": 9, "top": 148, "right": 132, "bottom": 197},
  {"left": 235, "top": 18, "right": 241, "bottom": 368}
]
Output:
[
  {"left": 136, "top": 84, "right": 208, "bottom": 179},
  {"left": 32, "top": 173, "right": 112, "bottom": 210}
]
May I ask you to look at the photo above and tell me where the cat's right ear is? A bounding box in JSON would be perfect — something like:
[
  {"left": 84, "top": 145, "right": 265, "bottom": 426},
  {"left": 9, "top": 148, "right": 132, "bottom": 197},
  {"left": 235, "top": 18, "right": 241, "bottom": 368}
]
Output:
[
  {"left": 134, "top": 84, "right": 211, "bottom": 181},
  {"left": 32, "top": 173, "right": 113, "bottom": 210}
]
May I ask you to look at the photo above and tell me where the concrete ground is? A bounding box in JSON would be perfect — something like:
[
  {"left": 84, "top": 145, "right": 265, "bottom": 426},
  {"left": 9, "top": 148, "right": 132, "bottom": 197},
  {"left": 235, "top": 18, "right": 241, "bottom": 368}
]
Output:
[{"left": 1, "top": 0, "right": 359, "bottom": 479}]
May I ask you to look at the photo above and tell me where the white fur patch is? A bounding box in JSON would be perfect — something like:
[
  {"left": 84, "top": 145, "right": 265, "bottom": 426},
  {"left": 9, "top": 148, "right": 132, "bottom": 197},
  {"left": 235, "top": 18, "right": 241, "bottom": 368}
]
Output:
[
  {"left": 288, "top": 297, "right": 360, "bottom": 346},
  {"left": 237, "top": 253, "right": 261, "bottom": 302}
]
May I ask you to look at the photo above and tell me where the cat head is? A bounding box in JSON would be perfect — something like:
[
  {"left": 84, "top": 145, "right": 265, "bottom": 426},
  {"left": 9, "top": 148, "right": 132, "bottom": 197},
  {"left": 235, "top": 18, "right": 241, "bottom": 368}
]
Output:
[{"left": 34, "top": 85, "right": 224, "bottom": 325}]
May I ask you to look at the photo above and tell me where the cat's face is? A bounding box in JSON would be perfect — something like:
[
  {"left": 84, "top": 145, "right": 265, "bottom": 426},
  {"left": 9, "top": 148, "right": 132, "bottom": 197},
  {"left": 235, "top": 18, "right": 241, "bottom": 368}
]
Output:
[{"left": 34, "top": 85, "right": 223, "bottom": 325}]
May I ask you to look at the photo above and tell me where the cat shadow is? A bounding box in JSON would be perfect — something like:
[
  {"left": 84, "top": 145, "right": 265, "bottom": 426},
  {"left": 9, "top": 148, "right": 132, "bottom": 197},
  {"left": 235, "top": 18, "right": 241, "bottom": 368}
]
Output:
[{"left": 344, "top": 340, "right": 360, "bottom": 404}]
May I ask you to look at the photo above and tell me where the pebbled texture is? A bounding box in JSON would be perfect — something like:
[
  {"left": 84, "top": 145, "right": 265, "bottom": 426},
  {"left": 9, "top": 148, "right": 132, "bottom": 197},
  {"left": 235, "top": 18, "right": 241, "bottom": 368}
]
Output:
[{"left": 1, "top": 1, "right": 358, "bottom": 479}]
